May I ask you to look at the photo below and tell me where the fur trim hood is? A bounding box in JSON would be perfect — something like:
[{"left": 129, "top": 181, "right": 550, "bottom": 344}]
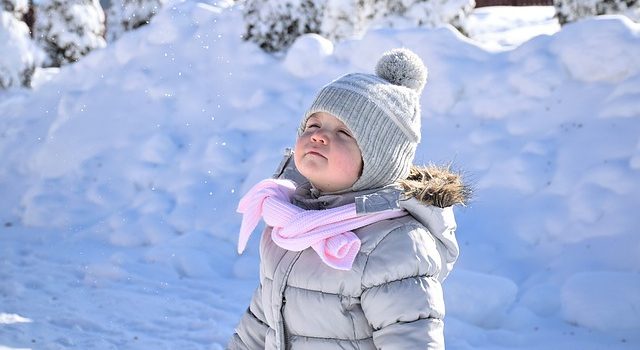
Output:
[
  {"left": 395, "top": 165, "right": 468, "bottom": 281},
  {"left": 398, "top": 164, "right": 470, "bottom": 208}
]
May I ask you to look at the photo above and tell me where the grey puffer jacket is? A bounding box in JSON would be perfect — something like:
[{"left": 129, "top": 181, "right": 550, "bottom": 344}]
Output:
[{"left": 228, "top": 162, "right": 468, "bottom": 350}]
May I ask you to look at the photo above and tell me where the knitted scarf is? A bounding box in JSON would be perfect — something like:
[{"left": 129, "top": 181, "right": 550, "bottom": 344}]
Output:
[{"left": 237, "top": 179, "right": 407, "bottom": 270}]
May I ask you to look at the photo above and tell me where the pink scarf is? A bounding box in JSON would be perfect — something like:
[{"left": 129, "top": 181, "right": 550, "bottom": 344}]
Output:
[{"left": 237, "top": 179, "right": 407, "bottom": 270}]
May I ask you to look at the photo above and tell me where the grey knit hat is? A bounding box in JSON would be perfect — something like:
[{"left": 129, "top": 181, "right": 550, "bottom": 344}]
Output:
[{"left": 298, "top": 48, "right": 428, "bottom": 192}]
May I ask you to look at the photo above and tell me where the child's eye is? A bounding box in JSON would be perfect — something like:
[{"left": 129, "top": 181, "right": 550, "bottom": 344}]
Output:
[
  {"left": 339, "top": 130, "right": 352, "bottom": 137},
  {"left": 306, "top": 123, "right": 319, "bottom": 129}
]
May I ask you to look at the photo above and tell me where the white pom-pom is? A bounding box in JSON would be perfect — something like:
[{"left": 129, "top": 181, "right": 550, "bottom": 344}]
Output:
[{"left": 375, "top": 48, "right": 427, "bottom": 93}]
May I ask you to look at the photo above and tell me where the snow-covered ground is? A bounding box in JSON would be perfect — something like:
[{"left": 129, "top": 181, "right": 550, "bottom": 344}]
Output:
[
  {"left": 1, "top": 2, "right": 640, "bottom": 349},
  {"left": 464, "top": 5, "right": 561, "bottom": 50}
]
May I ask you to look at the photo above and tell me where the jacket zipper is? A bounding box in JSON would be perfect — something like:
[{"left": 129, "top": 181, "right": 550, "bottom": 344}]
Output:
[{"left": 278, "top": 250, "right": 303, "bottom": 349}]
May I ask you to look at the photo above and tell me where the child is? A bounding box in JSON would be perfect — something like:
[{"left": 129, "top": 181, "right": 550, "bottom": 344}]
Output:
[{"left": 228, "top": 48, "right": 468, "bottom": 349}]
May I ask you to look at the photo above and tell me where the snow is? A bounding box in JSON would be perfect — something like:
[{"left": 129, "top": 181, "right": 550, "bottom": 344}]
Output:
[
  {"left": 464, "top": 6, "right": 560, "bottom": 50},
  {"left": 445, "top": 269, "right": 519, "bottom": 328},
  {"left": 1, "top": 2, "right": 640, "bottom": 349},
  {"left": 283, "top": 34, "right": 334, "bottom": 78},
  {"left": 0, "top": 314, "right": 32, "bottom": 325},
  {"left": 550, "top": 16, "right": 640, "bottom": 83},
  {"left": 562, "top": 271, "right": 640, "bottom": 332}
]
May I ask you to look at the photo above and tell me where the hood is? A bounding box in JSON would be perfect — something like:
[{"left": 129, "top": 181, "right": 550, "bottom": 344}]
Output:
[
  {"left": 353, "top": 165, "right": 469, "bottom": 281},
  {"left": 397, "top": 165, "right": 469, "bottom": 281}
]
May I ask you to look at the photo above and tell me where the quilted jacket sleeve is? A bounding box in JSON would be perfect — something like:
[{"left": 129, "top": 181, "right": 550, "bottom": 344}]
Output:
[
  {"left": 227, "top": 283, "right": 269, "bottom": 350},
  {"left": 360, "top": 224, "right": 447, "bottom": 350}
]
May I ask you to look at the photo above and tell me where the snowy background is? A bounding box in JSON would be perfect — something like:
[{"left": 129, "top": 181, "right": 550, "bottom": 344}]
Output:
[{"left": 1, "top": 1, "right": 640, "bottom": 349}]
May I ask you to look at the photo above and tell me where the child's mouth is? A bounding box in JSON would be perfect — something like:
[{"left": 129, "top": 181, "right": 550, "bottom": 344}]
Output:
[{"left": 307, "top": 151, "right": 326, "bottom": 159}]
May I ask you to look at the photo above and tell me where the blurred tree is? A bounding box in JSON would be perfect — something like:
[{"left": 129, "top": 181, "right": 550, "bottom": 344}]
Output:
[
  {"left": 106, "top": 0, "right": 165, "bottom": 42},
  {"left": 242, "top": 0, "right": 475, "bottom": 53},
  {"left": 0, "top": 10, "right": 42, "bottom": 89},
  {"left": 33, "top": 0, "right": 106, "bottom": 67},
  {"left": 554, "top": 0, "right": 639, "bottom": 25},
  {"left": 243, "top": 0, "right": 321, "bottom": 53},
  {"left": 1, "top": 0, "right": 28, "bottom": 19}
]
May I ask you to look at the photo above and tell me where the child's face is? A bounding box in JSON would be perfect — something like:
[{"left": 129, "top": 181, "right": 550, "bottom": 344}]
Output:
[{"left": 294, "top": 112, "right": 363, "bottom": 193}]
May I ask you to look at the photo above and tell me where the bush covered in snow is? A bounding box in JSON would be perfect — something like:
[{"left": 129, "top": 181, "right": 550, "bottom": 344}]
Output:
[
  {"left": 243, "top": 0, "right": 322, "bottom": 53},
  {"left": 1, "top": 0, "right": 28, "bottom": 17},
  {"left": 554, "top": 0, "right": 640, "bottom": 25},
  {"left": 366, "top": 0, "right": 475, "bottom": 34},
  {"left": 33, "top": 0, "right": 106, "bottom": 67},
  {"left": 106, "top": 0, "right": 166, "bottom": 42},
  {"left": 242, "top": 0, "right": 475, "bottom": 52},
  {"left": 0, "top": 10, "right": 41, "bottom": 89}
]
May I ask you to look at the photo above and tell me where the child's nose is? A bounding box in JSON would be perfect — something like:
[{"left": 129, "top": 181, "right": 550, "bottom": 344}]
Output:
[{"left": 311, "top": 129, "right": 328, "bottom": 144}]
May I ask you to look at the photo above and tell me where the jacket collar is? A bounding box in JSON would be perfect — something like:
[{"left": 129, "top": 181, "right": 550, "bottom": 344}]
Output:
[
  {"left": 291, "top": 180, "right": 459, "bottom": 281},
  {"left": 291, "top": 181, "right": 383, "bottom": 210}
]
